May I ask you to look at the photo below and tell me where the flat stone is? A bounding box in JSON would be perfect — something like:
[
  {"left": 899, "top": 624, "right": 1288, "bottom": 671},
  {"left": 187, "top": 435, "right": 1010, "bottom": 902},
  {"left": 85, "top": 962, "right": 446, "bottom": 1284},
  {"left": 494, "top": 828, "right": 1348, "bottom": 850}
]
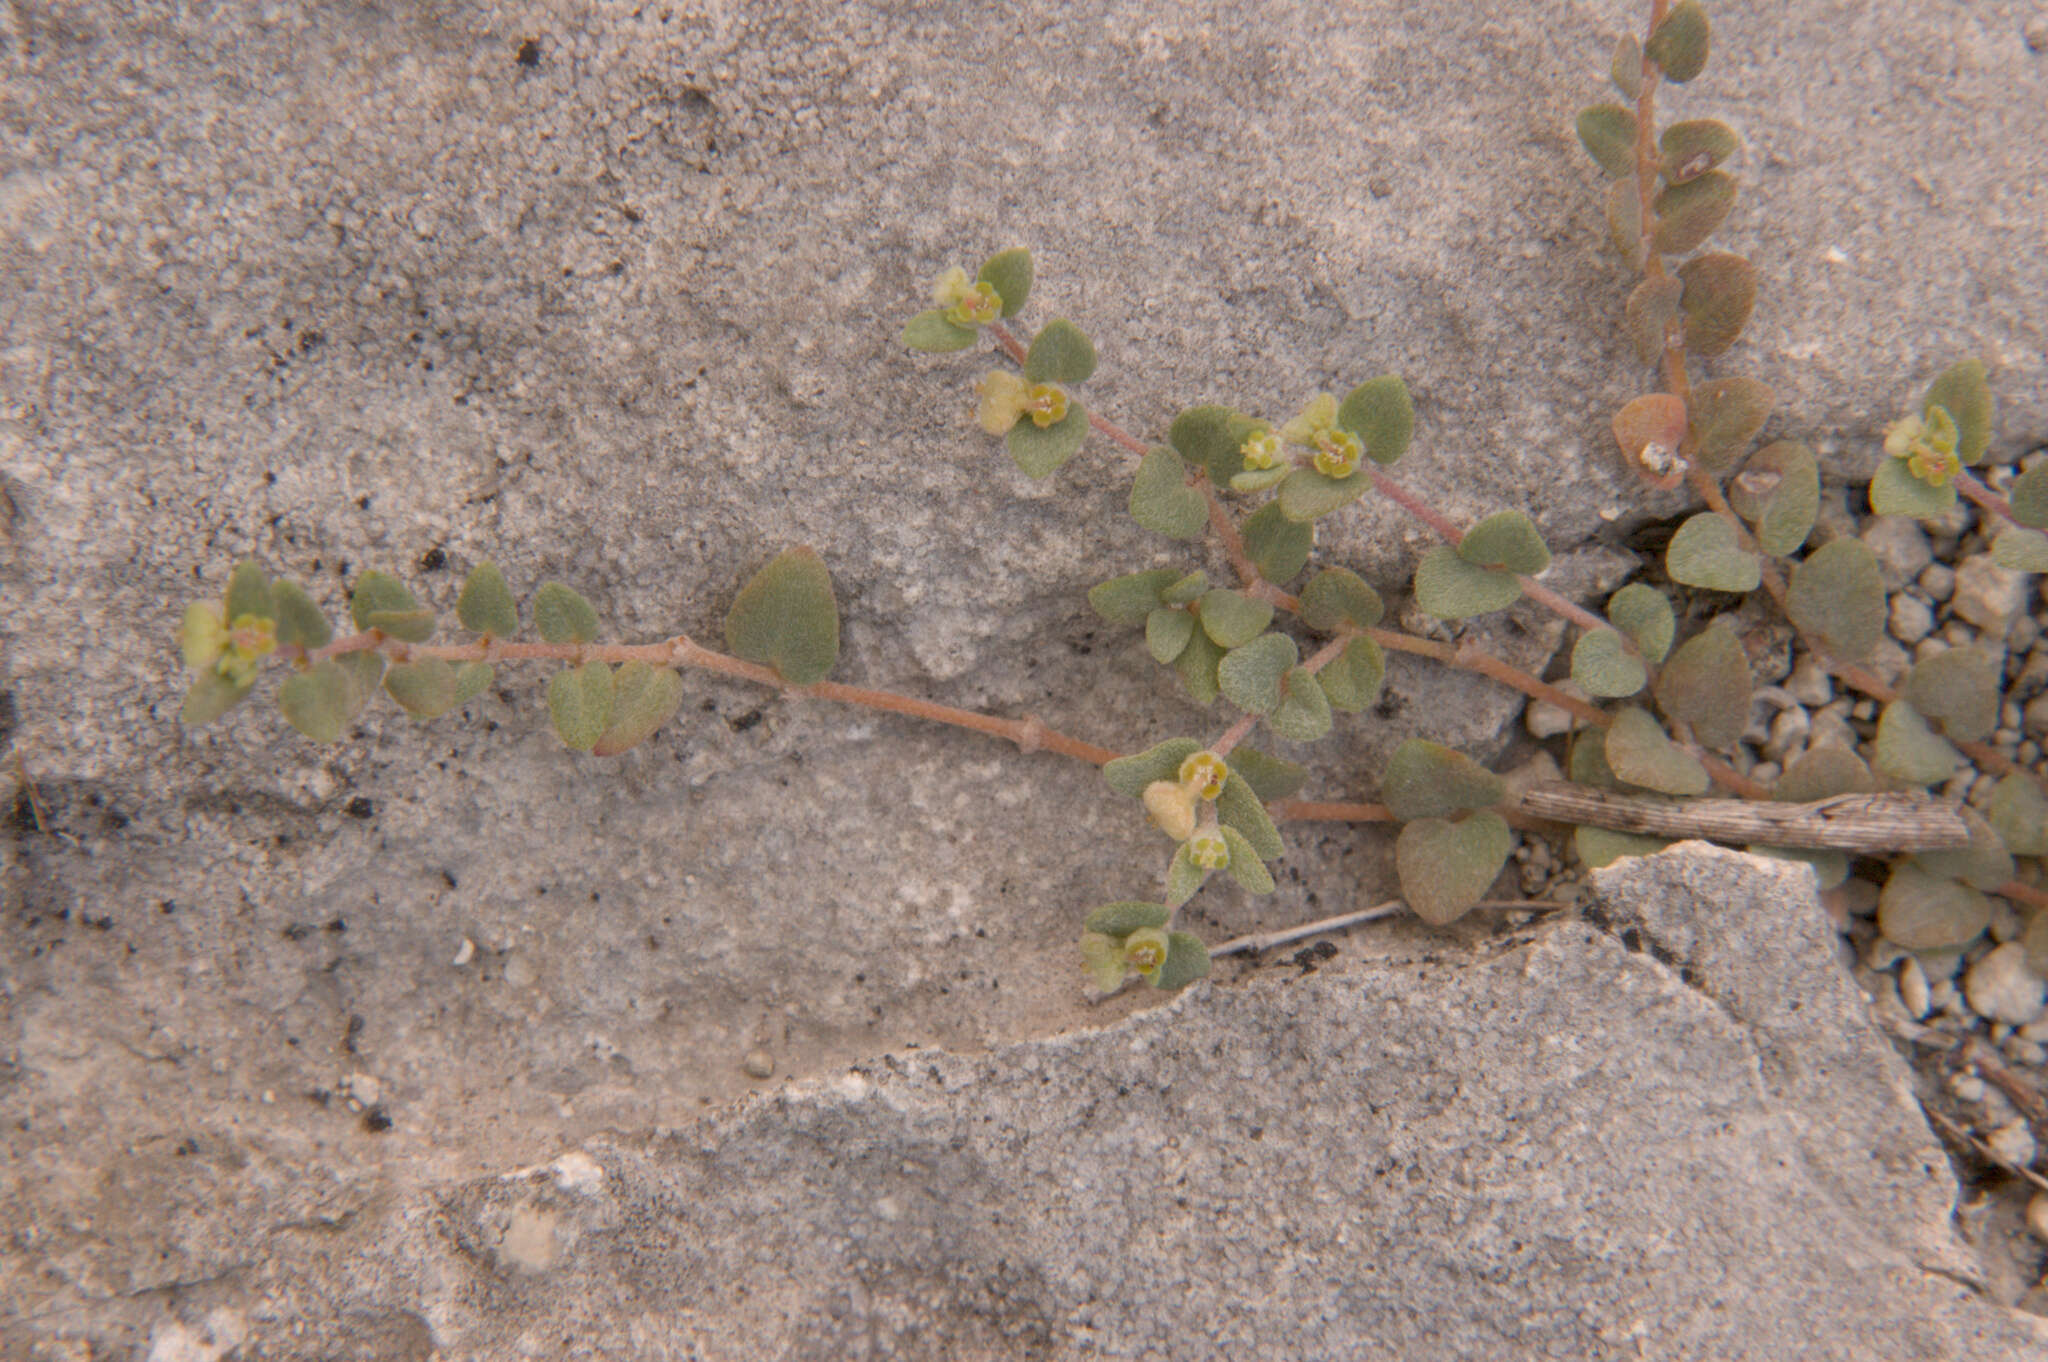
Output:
[
  {"left": 1953, "top": 556, "right": 2030, "bottom": 635},
  {"left": 1966, "top": 942, "right": 2048, "bottom": 1026},
  {"left": 1863, "top": 517, "right": 1935, "bottom": 590}
]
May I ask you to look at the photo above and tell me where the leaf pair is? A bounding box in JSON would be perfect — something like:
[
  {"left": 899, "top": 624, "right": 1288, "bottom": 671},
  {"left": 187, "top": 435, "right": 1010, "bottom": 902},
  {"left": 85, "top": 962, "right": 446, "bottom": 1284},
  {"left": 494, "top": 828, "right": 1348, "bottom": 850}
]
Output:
[
  {"left": 1380, "top": 741, "right": 1511, "bottom": 925},
  {"left": 1412, "top": 512, "right": 1548, "bottom": 620}
]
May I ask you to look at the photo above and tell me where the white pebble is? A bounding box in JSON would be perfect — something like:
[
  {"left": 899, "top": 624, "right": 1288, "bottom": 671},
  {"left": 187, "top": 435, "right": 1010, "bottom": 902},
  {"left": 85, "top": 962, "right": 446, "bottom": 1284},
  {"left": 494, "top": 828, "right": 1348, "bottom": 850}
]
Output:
[
  {"left": 1888, "top": 593, "right": 1935, "bottom": 643},
  {"left": 452, "top": 937, "right": 476, "bottom": 966},
  {"left": 1786, "top": 655, "right": 1834, "bottom": 707},
  {"left": 743, "top": 1048, "right": 776, "bottom": 1079},
  {"left": 1862, "top": 517, "right": 1934, "bottom": 587},
  {"left": 1919, "top": 563, "right": 1956, "bottom": 601},
  {"left": 1984, "top": 1119, "right": 2037, "bottom": 1170},
  {"left": 1765, "top": 707, "right": 1810, "bottom": 761},
  {"left": 2029, "top": 1192, "right": 2048, "bottom": 1245},
  {"left": 1952, "top": 555, "right": 2028, "bottom": 635},
  {"left": 1950, "top": 1073, "right": 1989, "bottom": 1104},
  {"left": 1963, "top": 942, "right": 2048, "bottom": 1026},
  {"left": 1898, "top": 957, "right": 1931, "bottom": 1019}
]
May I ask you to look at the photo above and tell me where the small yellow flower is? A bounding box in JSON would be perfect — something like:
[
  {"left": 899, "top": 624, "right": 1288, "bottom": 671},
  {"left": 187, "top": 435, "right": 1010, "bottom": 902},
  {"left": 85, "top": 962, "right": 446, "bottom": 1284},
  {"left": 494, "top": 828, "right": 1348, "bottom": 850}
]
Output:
[
  {"left": 216, "top": 613, "right": 277, "bottom": 686},
  {"left": 1240, "top": 429, "right": 1283, "bottom": 471},
  {"left": 1021, "top": 383, "right": 1069, "bottom": 428},
  {"left": 1177, "top": 751, "right": 1229, "bottom": 801},
  {"left": 931, "top": 266, "right": 1001, "bottom": 326},
  {"left": 1123, "top": 927, "right": 1171, "bottom": 977},
  {"left": 1311, "top": 428, "right": 1364, "bottom": 479},
  {"left": 1187, "top": 831, "right": 1230, "bottom": 871},
  {"left": 1143, "top": 779, "right": 1199, "bottom": 842},
  {"left": 1887, "top": 405, "right": 1962, "bottom": 488},
  {"left": 1279, "top": 392, "right": 1340, "bottom": 446}
]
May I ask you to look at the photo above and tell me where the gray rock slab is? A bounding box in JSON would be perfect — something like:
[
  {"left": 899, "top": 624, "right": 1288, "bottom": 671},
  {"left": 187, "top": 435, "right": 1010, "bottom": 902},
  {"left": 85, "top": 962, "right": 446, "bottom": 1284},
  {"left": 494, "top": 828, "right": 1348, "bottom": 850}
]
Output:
[{"left": 10, "top": 846, "right": 2046, "bottom": 1359}]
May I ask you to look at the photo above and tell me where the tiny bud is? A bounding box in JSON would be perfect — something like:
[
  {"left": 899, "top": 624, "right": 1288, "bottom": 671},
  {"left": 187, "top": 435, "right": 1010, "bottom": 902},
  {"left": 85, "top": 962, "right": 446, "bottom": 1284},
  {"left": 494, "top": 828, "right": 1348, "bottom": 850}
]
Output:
[
  {"left": 1023, "top": 382, "right": 1069, "bottom": 428},
  {"left": 1187, "top": 831, "right": 1230, "bottom": 870},
  {"left": 1143, "top": 780, "right": 1199, "bottom": 841},
  {"left": 1177, "top": 751, "right": 1229, "bottom": 800},
  {"left": 1240, "top": 429, "right": 1283, "bottom": 471},
  {"left": 1123, "top": 927, "right": 1170, "bottom": 977}
]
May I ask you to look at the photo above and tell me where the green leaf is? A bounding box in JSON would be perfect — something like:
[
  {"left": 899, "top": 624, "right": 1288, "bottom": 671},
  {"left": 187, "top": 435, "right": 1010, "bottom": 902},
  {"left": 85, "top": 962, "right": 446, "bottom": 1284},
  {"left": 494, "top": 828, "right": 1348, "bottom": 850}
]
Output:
[
  {"left": 1104, "top": 738, "right": 1203, "bottom": 799},
  {"left": 182, "top": 672, "right": 254, "bottom": 725},
  {"left": 1676, "top": 253, "right": 1755, "bottom": 357},
  {"left": 1653, "top": 621, "right": 1751, "bottom": 751},
  {"left": 1625, "top": 277, "right": 1683, "bottom": 365},
  {"left": 225, "top": 561, "right": 274, "bottom": 622},
  {"left": 1230, "top": 466, "right": 1289, "bottom": 494},
  {"left": 1006, "top": 402, "right": 1089, "bottom": 478},
  {"left": 350, "top": 570, "right": 433, "bottom": 641},
  {"left": 1080, "top": 932, "right": 1127, "bottom": 992},
  {"left": 1218, "top": 632, "right": 1298, "bottom": 715},
  {"left": 1570, "top": 730, "right": 1621, "bottom": 789},
  {"left": 1129, "top": 445, "right": 1206, "bottom": 539},
  {"left": 724, "top": 546, "right": 841, "bottom": 686},
  {"left": 1772, "top": 745, "right": 1873, "bottom": 802},
  {"left": 1151, "top": 932, "right": 1212, "bottom": 991},
  {"left": 1572, "top": 629, "right": 1648, "bottom": 698},
  {"left": 1646, "top": 0, "right": 1710, "bottom": 82},
  {"left": 1022, "top": 318, "right": 1096, "bottom": 385},
  {"left": 1872, "top": 700, "right": 1962, "bottom": 786},
  {"left": 1611, "top": 33, "right": 1643, "bottom": 99},
  {"left": 1165, "top": 842, "right": 1205, "bottom": 909},
  {"left": 1088, "top": 569, "right": 1179, "bottom": 626},
  {"left": 1575, "top": 826, "right": 1674, "bottom": 870},
  {"left": 278, "top": 653, "right": 384, "bottom": 743},
  {"left": 1607, "top": 175, "right": 1644, "bottom": 265},
  {"left": 1924, "top": 359, "right": 1992, "bottom": 466},
  {"left": 1268, "top": 667, "right": 1332, "bottom": 742},
  {"left": 1277, "top": 466, "right": 1370, "bottom": 522},
  {"left": 1868, "top": 456, "right": 1957, "bottom": 519},
  {"left": 1576, "top": 103, "right": 1639, "bottom": 179},
  {"left": 547, "top": 662, "right": 615, "bottom": 752},
  {"left": 1317, "top": 637, "right": 1386, "bottom": 713},
  {"left": 1085, "top": 901, "right": 1172, "bottom": 937},
  {"left": 1459, "top": 510, "right": 1549, "bottom": 575},
  {"left": 1905, "top": 646, "right": 1999, "bottom": 743},
  {"left": 1988, "top": 773, "right": 2048, "bottom": 857},
  {"left": 1217, "top": 773, "right": 1284, "bottom": 860},
  {"left": 1687, "top": 376, "right": 1774, "bottom": 473},
  {"left": 270, "top": 581, "right": 332, "bottom": 650},
  {"left": 1607, "top": 583, "right": 1676, "bottom": 662},
  {"left": 457, "top": 561, "right": 520, "bottom": 637},
  {"left": 1198, "top": 589, "right": 1274, "bottom": 650},
  {"left": 1146, "top": 607, "right": 1195, "bottom": 663},
  {"left": 901, "top": 311, "right": 978, "bottom": 352},
  {"left": 1162, "top": 571, "right": 1210, "bottom": 606},
  {"left": 1298, "top": 568, "right": 1384, "bottom": 633},
  {"left": 1786, "top": 538, "right": 1886, "bottom": 662},
  {"left": 452, "top": 662, "right": 493, "bottom": 704},
  {"left": 1878, "top": 864, "right": 1990, "bottom": 951},
  {"left": 2009, "top": 464, "right": 2048, "bottom": 528},
  {"left": 1220, "top": 825, "right": 1275, "bottom": 894},
  {"left": 1604, "top": 706, "right": 1710, "bottom": 796},
  {"left": 1337, "top": 375, "right": 1415, "bottom": 466},
  {"left": 1992, "top": 527, "right": 2048, "bottom": 573},
  {"left": 1659, "top": 118, "right": 1739, "bottom": 183},
  {"left": 1413, "top": 545, "right": 1521, "bottom": 620},
  {"left": 533, "top": 581, "right": 601, "bottom": 646},
  {"left": 1912, "top": 809, "right": 2013, "bottom": 893},
  {"left": 977, "top": 248, "right": 1033, "bottom": 318},
  {"left": 1665, "top": 512, "right": 1761, "bottom": 593},
  {"left": 1729, "top": 441, "right": 1819, "bottom": 557},
  {"left": 1381, "top": 739, "right": 1506, "bottom": 821},
  {"left": 1651, "top": 171, "right": 1735, "bottom": 255},
  {"left": 1397, "top": 812, "right": 1512, "bottom": 926},
  {"left": 592, "top": 661, "right": 685, "bottom": 755},
  {"left": 1174, "top": 627, "right": 1225, "bottom": 706},
  {"left": 383, "top": 658, "right": 462, "bottom": 718},
  {"left": 1170, "top": 405, "right": 1265, "bottom": 485},
  {"left": 1243, "top": 502, "right": 1313, "bottom": 583},
  {"left": 1749, "top": 845, "right": 1850, "bottom": 891},
  {"left": 1230, "top": 747, "right": 1309, "bottom": 802}
]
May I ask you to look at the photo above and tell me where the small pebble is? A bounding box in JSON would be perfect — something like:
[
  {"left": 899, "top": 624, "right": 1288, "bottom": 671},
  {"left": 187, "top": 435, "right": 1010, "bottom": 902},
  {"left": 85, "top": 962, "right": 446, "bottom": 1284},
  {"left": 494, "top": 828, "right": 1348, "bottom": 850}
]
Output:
[
  {"left": 1952, "top": 555, "right": 2028, "bottom": 635},
  {"left": 2024, "top": 692, "right": 2048, "bottom": 737},
  {"left": 1866, "top": 638, "right": 1912, "bottom": 687},
  {"left": 2003, "top": 1036, "right": 2047, "bottom": 1067},
  {"left": 1963, "top": 942, "right": 2048, "bottom": 1025},
  {"left": 1918, "top": 563, "right": 1957, "bottom": 602},
  {"left": 1898, "top": 956, "right": 1931, "bottom": 1019},
  {"left": 742, "top": 1049, "right": 776, "bottom": 1079},
  {"left": 1765, "top": 707, "right": 1810, "bottom": 761},
  {"left": 1888, "top": 593, "right": 1935, "bottom": 643},
  {"left": 1951, "top": 1072, "right": 1989, "bottom": 1104},
  {"left": 1747, "top": 760, "right": 1780, "bottom": 786},
  {"left": 1865, "top": 936, "right": 1910, "bottom": 971},
  {"left": 1786, "top": 655, "right": 1834, "bottom": 708},
  {"left": 1984, "top": 1119, "right": 2037, "bottom": 1170},
  {"left": 1524, "top": 697, "right": 1576, "bottom": 740},
  {"left": 1862, "top": 517, "right": 1933, "bottom": 587},
  {"left": 2029, "top": 1192, "right": 2048, "bottom": 1246}
]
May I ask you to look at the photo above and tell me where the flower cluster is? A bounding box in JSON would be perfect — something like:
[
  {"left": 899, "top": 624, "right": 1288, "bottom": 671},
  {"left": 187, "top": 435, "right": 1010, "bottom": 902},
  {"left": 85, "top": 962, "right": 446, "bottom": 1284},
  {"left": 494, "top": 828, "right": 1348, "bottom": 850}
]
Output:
[
  {"left": 975, "top": 371, "right": 1071, "bottom": 435},
  {"left": 182, "top": 603, "right": 276, "bottom": 686},
  {"left": 1236, "top": 393, "right": 1367, "bottom": 480},
  {"left": 1884, "top": 404, "right": 1962, "bottom": 488}
]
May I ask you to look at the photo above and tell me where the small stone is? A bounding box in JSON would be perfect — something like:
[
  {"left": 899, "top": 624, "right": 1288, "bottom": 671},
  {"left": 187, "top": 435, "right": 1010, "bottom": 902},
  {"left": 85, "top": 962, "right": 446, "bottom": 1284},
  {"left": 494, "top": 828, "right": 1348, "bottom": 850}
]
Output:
[
  {"left": 2002, "top": 1036, "right": 2046, "bottom": 1067},
  {"left": 1834, "top": 877, "right": 1879, "bottom": 920},
  {"left": 1865, "top": 936, "right": 1909, "bottom": 971},
  {"left": 1887, "top": 593, "right": 1934, "bottom": 644},
  {"left": 1951, "top": 555, "right": 2028, "bottom": 635},
  {"left": 2027, "top": 15, "right": 2048, "bottom": 53},
  {"left": 1786, "top": 654, "right": 1833, "bottom": 708},
  {"left": 2028, "top": 1192, "right": 2048, "bottom": 1247},
  {"left": 1984, "top": 1119, "right": 2037, "bottom": 1170},
  {"left": 1918, "top": 563, "right": 1956, "bottom": 602},
  {"left": 2012, "top": 613, "right": 2040, "bottom": 652},
  {"left": 2024, "top": 692, "right": 2048, "bottom": 737},
  {"left": 1898, "top": 956, "right": 1931, "bottom": 1019},
  {"left": 1963, "top": 942, "right": 2047, "bottom": 1025},
  {"left": 1524, "top": 697, "right": 1575, "bottom": 740},
  {"left": 1747, "top": 760, "right": 1781, "bottom": 786},
  {"left": 1950, "top": 1072, "right": 1988, "bottom": 1104},
  {"left": 342, "top": 1072, "right": 382, "bottom": 1107},
  {"left": 1866, "top": 639, "right": 1911, "bottom": 688},
  {"left": 743, "top": 1048, "right": 776, "bottom": 1079},
  {"left": 1808, "top": 705, "right": 1858, "bottom": 753},
  {"left": 1861, "top": 517, "right": 1932, "bottom": 588},
  {"left": 1765, "top": 707, "right": 1810, "bottom": 761}
]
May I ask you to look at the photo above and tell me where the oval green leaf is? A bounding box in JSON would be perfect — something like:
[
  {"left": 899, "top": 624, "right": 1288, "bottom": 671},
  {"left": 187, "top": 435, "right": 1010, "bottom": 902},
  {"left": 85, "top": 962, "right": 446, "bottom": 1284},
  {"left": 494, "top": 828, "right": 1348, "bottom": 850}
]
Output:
[
  {"left": 1604, "top": 706, "right": 1710, "bottom": 796},
  {"left": 1337, "top": 375, "right": 1415, "bottom": 467},
  {"left": 1397, "top": 811, "right": 1512, "bottom": 926},
  {"left": 1130, "top": 445, "right": 1207, "bottom": 539},
  {"left": 1147, "top": 607, "right": 1196, "bottom": 663},
  {"left": 1298, "top": 567, "right": 1384, "bottom": 633},
  {"left": 1022, "top": 318, "right": 1096, "bottom": 385},
  {"left": 1607, "top": 582, "right": 1676, "bottom": 662},
  {"left": 1676, "top": 253, "right": 1755, "bottom": 357},
  {"left": 1646, "top": 0, "right": 1710, "bottom": 82},
  {"left": 1924, "top": 358, "right": 1992, "bottom": 466},
  {"left": 225, "top": 561, "right": 274, "bottom": 623},
  {"left": 1218, "top": 632, "right": 1298, "bottom": 715},
  {"left": 977, "top": 248, "right": 1033, "bottom": 318},
  {"left": 533, "top": 581, "right": 600, "bottom": 645},
  {"left": 1151, "top": 932, "right": 1213, "bottom": 991},
  {"left": 1659, "top": 118, "right": 1739, "bottom": 182},
  {"left": 1878, "top": 864, "right": 1990, "bottom": 951},
  {"left": 1651, "top": 170, "right": 1736, "bottom": 255},
  {"left": 271, "top": 580, "right": 332, "bottom": 650},
  {"left": 547, "top": 662, "right": 615, "bottom": 752},
  {"left": 1872, "top": 700, "right": 1962, "bottom": 787},
  {"left": 1665, "top": 512, "right": 1761, "bottom": 593},
  {"left": 457, "top": 561, "right": 520, "bottom": 637},
  {"left": 1576, "top": 103, "right": 1639, "bottom": 179},
  {"left": 1381, "top": 739, "right": 1506, "bottom": 822},
  {"left": 1653, "top": 621, "right": 1751, "bottom": 751},
  {"left": 1277, "top": 466, "right": 1370, "bottom": 523},
  {"left": 1786, "top": 538, "right": 1885, "bottom": 662},
  {"left": 1572, "top": 628, "right": 1648, "bottom": 698},
  {"left": 1007, "top": 401, "right": 1089, "bottom": 478},
  {"left": 901, "top": 311, "right": 978, "bottom": 352},
  {"left": 1413, "top": 545, "right": 1521, "bottom": 620},
  {"left": 592, "top": 661, "right": 685, "bottom": 756},
  {"left": 1268, "top": 666, "right": 1332, "bottom": 743},
  {"left": 1687, "top": 376, "right": 1774, "bottom": 473},
  {"left": 1217, "top": 772, "right": 1284, "bottom": 861},
  {"left": 1103, "top": 737, "right": 1203, "bottom": 799},
  {"left": 1459, "top": 510, "right": 1550, "bottom": 575},
  {"left": 724, "top": 546, "right": 840, "bottom": 686},
  {"left": 1625, "top": 277, "right": 1683, "bottom": 365},
  {"left": 1317, "top": 637, "right": 1386, "bottom": 713},
  {"left": 1243, "top": 502, "right": 1313, "bottom": 583},
  {"left": 1868, "top": 456, "right": 1957, "bottom": 519},
  {"left": 1905, "top": 646, "right": 1999, "bottom": 743},
  {"left": 1729, "top": 441, "right": 1819, "bottom": 558},
  {"left": 1088, "top": 569, "right": 1180, "bottom": 626},
  {"left": 1197, "top": 589, "right": 1274, "bottom": 650}
]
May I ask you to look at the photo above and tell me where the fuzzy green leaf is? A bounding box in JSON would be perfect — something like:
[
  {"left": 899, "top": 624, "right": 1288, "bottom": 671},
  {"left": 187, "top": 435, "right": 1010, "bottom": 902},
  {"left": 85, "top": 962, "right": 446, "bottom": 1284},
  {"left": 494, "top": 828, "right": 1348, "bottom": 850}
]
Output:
[
  {"left": 1231, "top": 747, "right": 1309, "bottom": 802},
  {"left": 1988, "top": 774, "right": 2048, "bottom": 857},
  {"left": 1413, "top": 545, "right": 1521, "bottom": 620},
  {"left": 270, "top": 581, "right": 332, "bottom": 650},
  {"left": 225, "top": 561, "right": 274, "bottom": 622},
  {"left": 1606, "top": 583, "right": 1676, "bottom": 662},
  {"left": 1572, "top": 628, "right": 1648, "bottom": 698},
  {"left": 1992, "top": 527, "right": 2048, "bottom": 573},
  {"left": 1381, "top": 739, "right": 1506, "bottom": 821},
  {"left": 1022, "top": 318, "right": 1096, "bottom": 385},
  {"left": 1913, "top": 809, "right": 2014, "bottom": 893},
  {"left": 1687, "top": 376, "right": 1774, "bottom": 473},
  {"left": 1653, "top": 622, "right": 1751, "bottom": 751},
  {"left": 457, "top": 561, "right": 520, "bottom": 637},
  {"left": 1872, "top": 700, "right": 1962, "bottom": 787},
  {"left": 533, "top": 581, "right": 600, "bottom": 645},
  {"left": 1397, "top": 812, "right": 1512, "bottom": 926},
  {"left": 1006, "top": 402, "right": 1089, "bottom": 478},
  {"left": 1786, "top": 538, "right": 1885, "bottom": 662},
  {"left": 1570, "top": 730, "right": 1621, "bottom": 789},
  {"left": 1459, "top": 510, "right": 1550, "bottom": 575},
  {"left": 351, "top": 570, "right": 432, "bottom": 641},
  {"left": 1607, "top": 175, "right": 1645, "bottom": 265},
  {"left": 1665, "top": 512, "right": 1761, "bottom": 592},
  {"left": 1659, "top": 118, "right": 1739, "bottom": 182},
  {"left": 1088, "top": 569, "right": 1180, "bottom": 626},
  {"left": 1676, "top": 253, "right": 1756, "bottom": 357},
  {"left": 1924, "top": 359, "right": 1992, "bottom": 466},
  {"left": 1219, "top": 825, "right": 1276, "bottom": 894},
  {"left": 1338, "top": 375, "right": 1415, "bottom": 467},
  {"left": 1170, "top": 405, "right": 1264, "bottom": 486},
  {"left": 1575, "top": 826, "right": 1675, "bottom": 870},
  {"left": 547, "top": 662, "right": 615, "bottom": 752},
  {"left": 1651, "top": 171, "right": 1735, "bottom": 255},
  {"left": 1085, "top": 901, "right": 1172, "bottom": 937},
  {"left": 1217, "top": 772, "right": 1285, "bottom": 861},
  {"left": 1243, "top": 502, "right": 1313, "bottom": 583},
  {"left": 383, "top": 658, "right": 462, "bottom": 718},
  {"left": 1576, "top": 103, "right": 1639, "bottom": 179},
  {"left": 182, "top": 672, "right": 254, "bottom": 726},
  {"left": 1162, "top": 571, "right": 1210, "bottom": 606},
  {"left": 1151, "top": 932, "right": 1212, "bottom": 991},
  {"left": 1868, "top": 456, "right": 1958, "bottom": 519},
  {"left": 1749, "top": 845, "right": 1851, "bottom": 891},
  {"left": 452, "top": 661, "right": 493, "bottom": 705},
  {"left": 724, "top": 546, "right": 840, "bottom": 685},
  {"left": 1198, "top": 589, "right": 1274, "bottom": 650},
  {"left": 1646, "top": 0, "right": 1710, "bottom": 82},
  {"left": 1147, "top": 607, "right": 1196, "bottom": 664},
  {"left": 901, "top": 311, "right": 978, "bottom": 352},
  {"left": 1604, "top": 706, "right": 1710, "bottom": 796},
  {"left": 278, "top": 653, "right": 384, "bottom": 744},
  {"left": 1729, "top": 441, "right": 1819, "bottom": 557},
  {"left": 1611, "top": 33, "right": 1644, "bottom": 98},
  {"left": 1317, "top": 637, "right": 1386, "bottom": 713},
  {"left": 977, "top": 248, "right": 1033, "bottom": 318},
  {"left": 1104, "top": 738, "right": 1204, "bottom": 799},
  {"left": 1218, "top": 632, "right": 1298, "bottom": 715},
  {"left": 1878, "top": 864, "right": 1990, "bottom": 951},
  {"left": 1905, "top": 646, "right": 1999, "bottom": 743},
  {"left": 1625, "top": 277, "right": 1683, "bottom": 365},
  {"left": 1277, "top": 466, "right": 1370, "bottom": 523},
  {"left": 1772, "top": 745, "right": 1873, "bottom": 802},
  {"left": 1268, "top": 667, "right": 1333, "bottom": 742},
  {"left": 1298, "top": 567, "right": 1384, "bottom": 633},
  {"left": 1174, "top": 627, "right": 1225, "bottom": 706},
  {"left": 1165, "top": 842, "right": 1205, "bottom": 910},
  {"left": 592, "top": 661, "right": 685, "bottom": 756},
  {"left": 1130, "top": 445, "right": 1207, "bottom": 539},
  {"left": 2008, "top": 464, "right": 2048, "bottom": 529},
  {"left": 1230, "top": 466, "right": 1289, "bottom": 494}
]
